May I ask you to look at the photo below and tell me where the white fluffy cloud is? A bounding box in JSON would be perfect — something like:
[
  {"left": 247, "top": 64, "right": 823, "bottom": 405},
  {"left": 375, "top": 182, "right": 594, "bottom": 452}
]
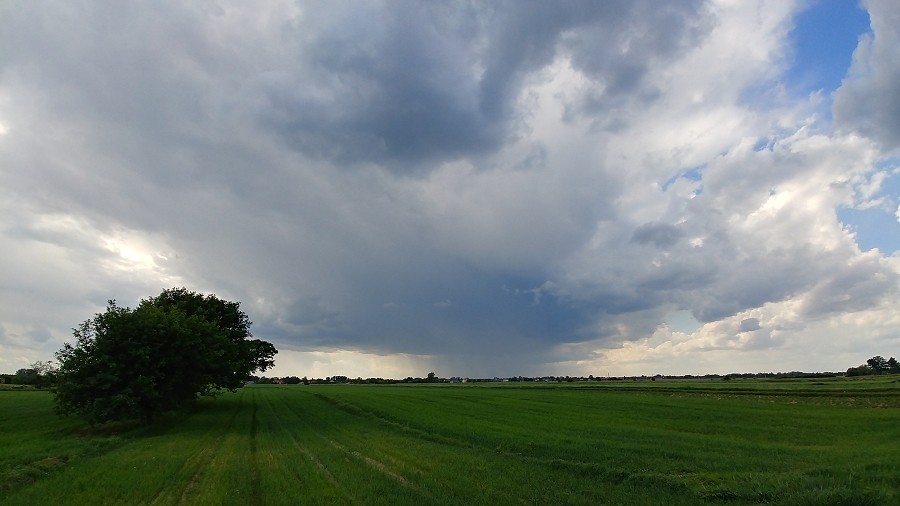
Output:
[{"left": 1, "top": 0, "right": 897, "bottom": 377}]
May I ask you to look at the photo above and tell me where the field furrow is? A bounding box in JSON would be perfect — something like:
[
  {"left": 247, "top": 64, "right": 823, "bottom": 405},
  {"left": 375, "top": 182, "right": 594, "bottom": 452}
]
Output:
[
  {"left": 256, "top": 387, "right": 358, "bottom": 505},
  {"left": 147, "top": 390, "right": 246, "bottom": 505},
  {"left": 270, "top": 390, "right": 435, "bottom": 504}
]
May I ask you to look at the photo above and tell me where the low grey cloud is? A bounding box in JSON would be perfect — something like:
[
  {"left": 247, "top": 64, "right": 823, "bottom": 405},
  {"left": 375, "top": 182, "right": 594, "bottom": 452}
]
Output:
[
  {"left": 631, "top": 222, "right": 684, "bottom": 248},
  {"left": 739, "top": 318, "right": 761, "bottom": 333},
  {"left": 798, "top": 251, "right": 900, "bottom": 318}
]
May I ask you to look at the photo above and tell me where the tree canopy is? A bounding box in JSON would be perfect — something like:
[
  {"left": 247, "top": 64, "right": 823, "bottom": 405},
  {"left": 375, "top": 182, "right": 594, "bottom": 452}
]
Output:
[
  {"left": 54, "top": 288, "right": 277, "bottom": 424},
  {"left": 846, "top": 355, "right": 900, "bottom": 376}
]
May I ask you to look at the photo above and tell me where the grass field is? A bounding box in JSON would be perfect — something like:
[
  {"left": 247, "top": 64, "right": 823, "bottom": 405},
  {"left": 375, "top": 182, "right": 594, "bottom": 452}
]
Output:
[{"left": 1, "top": 376, "right": 898, "bottom": 505}]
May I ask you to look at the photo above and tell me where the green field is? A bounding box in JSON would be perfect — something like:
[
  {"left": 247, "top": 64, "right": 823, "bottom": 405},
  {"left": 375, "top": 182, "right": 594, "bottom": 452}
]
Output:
[{"left": 2, "top": 377, "right": 898, "bottom": 505}]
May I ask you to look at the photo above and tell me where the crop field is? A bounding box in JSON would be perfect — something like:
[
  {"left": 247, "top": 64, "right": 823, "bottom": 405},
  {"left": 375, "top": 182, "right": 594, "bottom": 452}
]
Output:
[{"left": 1, "top": 377, "right": 898, "bottom": 505}]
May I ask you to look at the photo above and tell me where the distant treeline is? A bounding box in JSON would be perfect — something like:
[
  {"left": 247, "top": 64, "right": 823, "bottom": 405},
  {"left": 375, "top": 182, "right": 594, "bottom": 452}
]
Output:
[
  {"left": 5, "top": 356, "right": 897, "bottom": 388},
  {"left": 0, "top": 362, "right": 56, "bottom": 388},
  {"left": 248, "top": 370, "right": 855, "bottom": 386},
  {"left": 244, "top": 356, "right": 897, "bottom": 385}
]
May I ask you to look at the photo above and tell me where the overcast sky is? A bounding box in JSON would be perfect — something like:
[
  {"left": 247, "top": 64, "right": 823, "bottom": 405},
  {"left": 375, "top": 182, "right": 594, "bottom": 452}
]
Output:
[{"left": 2, "top": 0, "right": 898, "bottom": 379}]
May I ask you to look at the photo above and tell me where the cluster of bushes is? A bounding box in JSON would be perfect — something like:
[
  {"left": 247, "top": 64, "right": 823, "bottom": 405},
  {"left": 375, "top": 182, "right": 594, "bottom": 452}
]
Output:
[
  {"left": 723, "top": 371, "right": 841, "bottom": 380},
  {"left": 0, "top": 361, "right": 56, "bottom": 388},
  {"left": 251, "top": 372, "right": 454, "bottom": 385},
  {"left": 251, "top": 375, "right": 307, "bottom": 385},
  {"left": 250, "top": 375, "right": 425, "bottom": 385},
  {"left": 846, "top": 356, "right": 899, "bottom": 377}
]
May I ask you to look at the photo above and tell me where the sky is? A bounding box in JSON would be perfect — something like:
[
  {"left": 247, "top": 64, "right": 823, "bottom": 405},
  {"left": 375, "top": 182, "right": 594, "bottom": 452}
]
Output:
[{"left": 1, "top": 0, "right": 899, "bottom": 379}]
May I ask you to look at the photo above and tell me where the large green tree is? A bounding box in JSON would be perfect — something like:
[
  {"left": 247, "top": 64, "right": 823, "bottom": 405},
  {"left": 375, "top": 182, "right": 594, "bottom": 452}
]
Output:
[{"left": 54, "top": 288, "right": 277, "bottom": 424}]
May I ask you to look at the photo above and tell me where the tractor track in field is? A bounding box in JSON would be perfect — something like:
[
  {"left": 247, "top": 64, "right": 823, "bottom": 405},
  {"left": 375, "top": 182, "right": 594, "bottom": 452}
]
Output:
[
  {"left": 263, "top": 392, "right": 356, "bottom": 503},
  {"left": 324, "top": 438, "right": 415, "bottom": 490},
  {"left": 301, "top": 393, "right": 443, "bottom": 503},
  {"left": 263, "top": 394, "right": 339, "bottom": 482},
  {"left": 145, "top": 392, "right": 246, "bottom": 506},
  {"left": 278, "top": 391, "right": 444, "bottom": 504},
  {"left": 249, "top": 394, "right": 260, "bottom": 506},
  {"left": 311, "top": 393, "right": 473, "bottom": 449},
  {"left": 176, "top": 400, "right": 244, "bottom": 506}
]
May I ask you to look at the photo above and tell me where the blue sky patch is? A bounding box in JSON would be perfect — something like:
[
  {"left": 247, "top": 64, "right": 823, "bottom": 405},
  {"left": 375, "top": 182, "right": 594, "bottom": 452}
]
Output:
[
  {"left": 666, "top": 309, "right": 702, "bottom": 334},
  {"left": 786, "top": 0, "right": 870, "bottom": 96},
  {"left": 839, "top": 207, "right": 900, "bottom": 255},
  {"left": 838, "top": 165, "right": 900, "bottom": 255},
  {"left": 662, "top": 165, "right": 705, "bottom": 191},
  {"left": 754, "top": 137, "right": 772, "bottom": 152}
]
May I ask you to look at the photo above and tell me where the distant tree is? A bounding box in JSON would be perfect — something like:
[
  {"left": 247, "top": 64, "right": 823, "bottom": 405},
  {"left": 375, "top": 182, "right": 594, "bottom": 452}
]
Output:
[
  {"left": 866, "top": 356, "right": 888, "bottom": 374},
  {"left": 15, "top": 368, "right": 38, "bottom": 385},
  {"left": 54, "top": 289, "right": 277, "bottom": 424},
  {"left": 888, "top": 357, "right": 900, "bottom": 374},
  {"left": 26, "top": 361, "right": 57, "bottom": 388},
  {"left": 427, "top": 372, "right": 437, "bottom": 383}
]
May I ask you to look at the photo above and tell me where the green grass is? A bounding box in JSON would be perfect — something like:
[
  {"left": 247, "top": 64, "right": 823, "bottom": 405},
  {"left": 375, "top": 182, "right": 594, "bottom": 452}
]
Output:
[
  {"left": 1, "top": 376, "right": 898, "bottom": 505},
  {"left": 0, "top": 389, "right": 130, "bottom": 495}
]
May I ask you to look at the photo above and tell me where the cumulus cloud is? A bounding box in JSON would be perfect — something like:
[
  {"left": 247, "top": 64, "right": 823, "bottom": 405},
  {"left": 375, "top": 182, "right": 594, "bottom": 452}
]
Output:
[
  {"left": 1, "top": 0, "right": 898, "bottom": 377},
  {"left": 833, "top": 0, "right": 900, "bottom": 151}
]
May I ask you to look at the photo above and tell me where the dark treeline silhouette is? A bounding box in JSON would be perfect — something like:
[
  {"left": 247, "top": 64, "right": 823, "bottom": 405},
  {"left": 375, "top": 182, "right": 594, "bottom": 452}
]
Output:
[
  {"left": 846, "top": 356, "right": 899, "bottom": 376},
  {"left": 247, "top": 370, "right": 863, "bottom": 385},
  {"left": 5, "top": 356, "right": 897, "bottom": 388}
]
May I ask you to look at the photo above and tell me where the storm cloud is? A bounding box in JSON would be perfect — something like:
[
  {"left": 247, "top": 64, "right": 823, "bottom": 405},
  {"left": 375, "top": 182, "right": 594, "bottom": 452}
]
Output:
[{"left": 1, "top": 0, "right": 898, "bottom": 377}]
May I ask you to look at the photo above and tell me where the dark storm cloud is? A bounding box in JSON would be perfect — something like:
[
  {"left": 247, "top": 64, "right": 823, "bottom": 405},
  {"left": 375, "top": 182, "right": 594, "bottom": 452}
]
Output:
[
  {"left": 249, "top": 0, "right": 710, "bottom": 170},
  {"left": 260, "top": 252, "right": 594, "bottom": 358},
  {"left": 560, "top": 1, "right": 709, "bottom": 129},
  {"left": 251, "top": 2, "right": 499, "bottom": 169}
]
